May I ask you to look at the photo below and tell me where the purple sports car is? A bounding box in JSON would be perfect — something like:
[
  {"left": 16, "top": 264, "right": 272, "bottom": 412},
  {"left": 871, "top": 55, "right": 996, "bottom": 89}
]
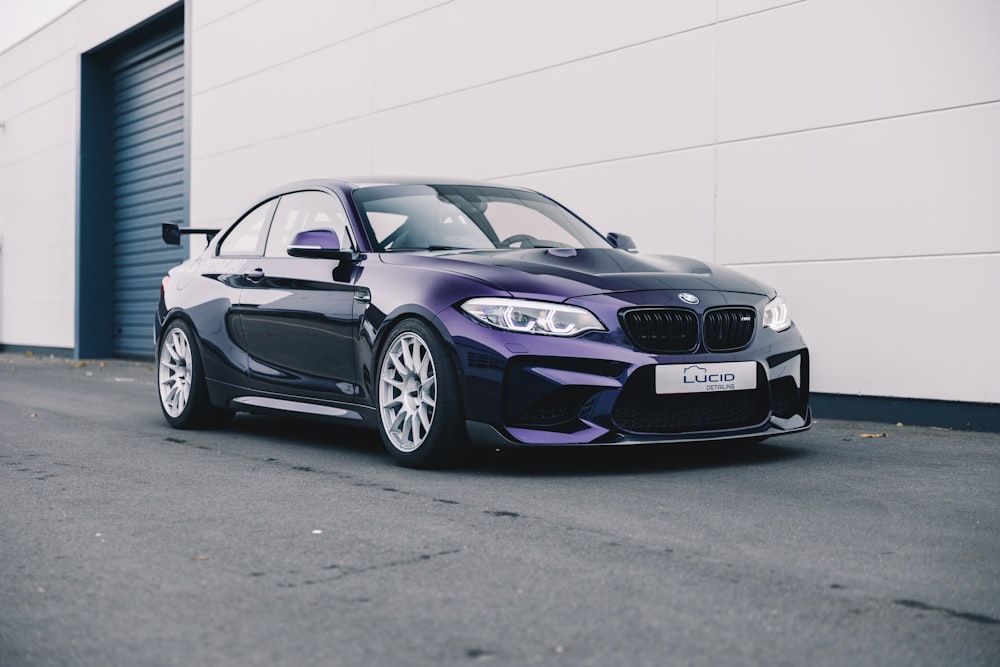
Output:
[{"left": 156, "top": 178, "right": 810, "bottom": 467}]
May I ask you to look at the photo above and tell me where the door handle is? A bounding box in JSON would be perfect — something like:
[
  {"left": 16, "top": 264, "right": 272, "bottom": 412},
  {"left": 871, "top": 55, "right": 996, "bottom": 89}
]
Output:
[{"left": 245, "top": 268, "right": 265, "bottom": 282}]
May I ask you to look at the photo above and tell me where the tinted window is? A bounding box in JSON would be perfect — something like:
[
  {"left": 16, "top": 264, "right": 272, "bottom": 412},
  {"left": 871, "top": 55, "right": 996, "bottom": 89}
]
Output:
[
  {"left": 217, "top": 199, "right": 277, "bottom": 257},
  {"left": 264, "top": 191, "right": 353, "bottom": 258}
]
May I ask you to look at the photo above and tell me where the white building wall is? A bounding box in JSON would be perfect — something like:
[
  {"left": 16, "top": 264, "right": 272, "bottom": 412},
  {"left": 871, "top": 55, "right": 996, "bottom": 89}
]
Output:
[
  {"left": 190, "top": 0, "right": 1000, "bottom": 404},
  {"left": 2, "top": 0, "right": 997, "bottom": 405},
  {"left": 0, "top": 0, "right": 177, "bottom": 349}
]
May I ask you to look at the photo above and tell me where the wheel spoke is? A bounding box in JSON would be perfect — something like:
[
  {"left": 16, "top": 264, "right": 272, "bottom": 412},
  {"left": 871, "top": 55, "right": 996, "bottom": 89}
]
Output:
[
  {"left": 418, "top": 351, "right": 432, "bottom": 380},
  {"left": 388, "top": 350, "right": 403, "bottom": 373},
  {"left": 164, "top": 337, "right": 178, "bottom": 362},
  {"left": 382, "top": 374, "right": 405, "bottom": 390},
  {"left": 390, "top": 407, "right": 407, "bottom": 432},
  {"left": 417, "top": 404, "right": 431, "bottom": 432},
  {"left": 159, "top": 325, "right": 195, "bottom": 419},
  {"left": 379, "top": 330, "right": 440, "bottom": 454},
  {"left": 400, "top": 412, "right": 414, "bottom": 443},
  {"left": 400, "top": 339, "right": 415, "bottom": 372}
]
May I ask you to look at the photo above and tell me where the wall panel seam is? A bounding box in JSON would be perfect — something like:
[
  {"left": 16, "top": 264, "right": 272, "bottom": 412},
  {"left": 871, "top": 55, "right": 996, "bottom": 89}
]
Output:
[
  {"left": 193, "top": 8, "right": 712, "bottom": 100},
  {"left": 712, "top": 0, "right": 720, "bottom": 263},
  {"left": 728, "top": 251, "right": 1000, "bottom": 268},
  {"left": 487, "top": 99, "right": 1000, "bottom": 180},
  {"left": 0, "top": 88, "right": 74, "bottom": 123},
  {"left": 719, "top": 99, "right": 1000, "bottom": 146},
  {"left": 0, "top": 46, "right": 76, "bottom": 89},
  {"left": 0, "top": 138, "right": 74, "bottom": 171},
  {"left": 192, "top": 0, "right": 456, "bottom": 95},
  {"left": 718, "top": 0, "right": 809, "bottom": 24},
  {"left": 0, "top": 189, "right": 73, "bottom": 213},
  {"left": 191, "top": 16, "right": 722, "bottom": 163},
  {"left": 191, "top": 0, "right": 268, "bottom": 31}
]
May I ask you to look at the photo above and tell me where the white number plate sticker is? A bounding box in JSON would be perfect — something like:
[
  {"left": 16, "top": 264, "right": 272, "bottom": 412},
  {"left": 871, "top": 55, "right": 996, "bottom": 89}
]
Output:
[{"left": 655, "top": 362, "right": 757, "bottom": 394}]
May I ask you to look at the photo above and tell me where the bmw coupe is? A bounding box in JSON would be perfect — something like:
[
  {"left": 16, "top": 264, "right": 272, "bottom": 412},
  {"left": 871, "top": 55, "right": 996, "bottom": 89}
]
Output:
[{"left": 156, "top": 178, "right": 810, "bottom": 467}]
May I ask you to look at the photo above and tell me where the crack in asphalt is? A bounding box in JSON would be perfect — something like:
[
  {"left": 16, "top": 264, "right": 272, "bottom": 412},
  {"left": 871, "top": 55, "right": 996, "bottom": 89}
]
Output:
[
  {"left": 267, "top": 548, "right": 465, "bottom": 588},
  {"left": 894, "top": 598, "right": 1000, "bottom": 625}
]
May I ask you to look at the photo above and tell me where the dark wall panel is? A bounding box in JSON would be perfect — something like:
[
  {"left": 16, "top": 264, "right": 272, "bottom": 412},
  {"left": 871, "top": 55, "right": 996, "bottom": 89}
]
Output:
[{"left": 109, "top": 22, "right": 186, "bottom": 358}]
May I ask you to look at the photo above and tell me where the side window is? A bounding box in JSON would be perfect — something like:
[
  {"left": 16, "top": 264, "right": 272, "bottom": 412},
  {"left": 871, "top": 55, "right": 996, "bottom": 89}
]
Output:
[
  {"left": 264, "top": 191, "right": 353, "bottom": 258},
  {"left": 217, "top": 199, "right": 277, "bottom": 257}
]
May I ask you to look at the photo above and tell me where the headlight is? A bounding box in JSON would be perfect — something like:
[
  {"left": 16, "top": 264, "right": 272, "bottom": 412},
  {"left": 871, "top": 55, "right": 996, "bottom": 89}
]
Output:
[
  {"left": 762, "top": 295, "right": 791, "bottom": 332},
  {"left": 460, "top": 298, "right": 606, "bottom": 336}
]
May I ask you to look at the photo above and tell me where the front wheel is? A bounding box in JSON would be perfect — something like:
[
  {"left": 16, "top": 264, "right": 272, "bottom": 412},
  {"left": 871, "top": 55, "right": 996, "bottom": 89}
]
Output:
[
  {"left": 376, "top": 319, "right": 467, "bottom": 468},
  {"left": 157, "top": 320, "right": 232, "bottom": 429}
]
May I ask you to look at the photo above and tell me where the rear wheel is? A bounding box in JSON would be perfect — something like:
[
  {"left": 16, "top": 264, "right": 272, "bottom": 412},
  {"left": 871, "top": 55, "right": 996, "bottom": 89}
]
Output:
[
  {"left": 158, "top": 320, "right": 232, "bottom": 428},
  {"left": 377, "top": 319, "right": 466, "bottom": 468}
]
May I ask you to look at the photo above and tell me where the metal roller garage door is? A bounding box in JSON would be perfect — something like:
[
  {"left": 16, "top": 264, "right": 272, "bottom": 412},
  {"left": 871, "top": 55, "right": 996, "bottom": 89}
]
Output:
[{"left": 110, "top": 25, "right": 186, "bottom": 358}]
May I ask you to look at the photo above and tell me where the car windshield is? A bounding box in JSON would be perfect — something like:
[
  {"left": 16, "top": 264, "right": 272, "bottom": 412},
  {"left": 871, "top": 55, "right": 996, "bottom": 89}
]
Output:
[{"left": 352, "top": 184, "right": 611, "bottom": 252}]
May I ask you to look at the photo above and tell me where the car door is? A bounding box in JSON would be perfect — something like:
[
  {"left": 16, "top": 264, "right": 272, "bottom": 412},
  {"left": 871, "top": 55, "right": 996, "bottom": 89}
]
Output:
[
  {"left": 195, "top": 196, "right": 278, "bottom": 387},
  {"left": 237, "top": 190, "right": 364, "bottom": 402}
]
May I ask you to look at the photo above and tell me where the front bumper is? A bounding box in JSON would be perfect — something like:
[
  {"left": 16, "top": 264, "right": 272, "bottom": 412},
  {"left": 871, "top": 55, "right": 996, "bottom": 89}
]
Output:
[
  {"left": 442, "top": 291, "right": 811, "bottom": 448},
  {"left": 460, "top": 349, "right": 810, "bottom": 447}
]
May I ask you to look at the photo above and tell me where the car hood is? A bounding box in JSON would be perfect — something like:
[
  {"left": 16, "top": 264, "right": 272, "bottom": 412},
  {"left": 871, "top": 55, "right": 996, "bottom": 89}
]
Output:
[{"left": 378, "top": 248, "right": 774, "bottom": 299}]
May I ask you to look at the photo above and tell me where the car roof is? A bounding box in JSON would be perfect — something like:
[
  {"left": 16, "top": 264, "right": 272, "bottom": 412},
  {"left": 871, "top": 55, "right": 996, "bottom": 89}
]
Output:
[{"left": 258, "top": 177, "right": 537, "bottom": 199}]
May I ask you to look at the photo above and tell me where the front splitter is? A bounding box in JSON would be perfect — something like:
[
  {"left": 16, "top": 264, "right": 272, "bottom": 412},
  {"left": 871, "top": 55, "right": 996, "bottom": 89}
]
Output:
[{"left": 465, "top": 408, "right": 812, "bottom": 448}]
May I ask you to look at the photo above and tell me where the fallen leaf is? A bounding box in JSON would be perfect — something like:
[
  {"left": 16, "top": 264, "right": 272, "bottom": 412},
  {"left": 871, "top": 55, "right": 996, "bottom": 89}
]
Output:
[
  {"left": 73, "top": 361, "right": 87, "bottom": 369},
  {"left": 860, "top": 433, "right": 887, "bottom": 438},
  {"left": 191, "top": 555, "right": 209, "bottom": 561},
  {"left": 25, "top": 351, "right": 33, "bottom": 358}
]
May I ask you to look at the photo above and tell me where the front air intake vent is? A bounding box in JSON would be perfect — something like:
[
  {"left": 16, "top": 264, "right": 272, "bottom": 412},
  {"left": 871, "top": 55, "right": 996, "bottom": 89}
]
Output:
[
  {"left": 620, "top": 308, "right": 699, "bottom": 354},
  {"left": 704, "top": 308, "right": 756, "bottom": 352}
]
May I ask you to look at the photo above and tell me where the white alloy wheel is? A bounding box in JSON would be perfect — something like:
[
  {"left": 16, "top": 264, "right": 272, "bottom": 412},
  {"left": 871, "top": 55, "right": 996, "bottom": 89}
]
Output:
[
  {"left": 159, "top": 326, "right": 193, "bottom": 418},
  {"left": 379, "top": 331, "right": 438, "bottom": 453}
]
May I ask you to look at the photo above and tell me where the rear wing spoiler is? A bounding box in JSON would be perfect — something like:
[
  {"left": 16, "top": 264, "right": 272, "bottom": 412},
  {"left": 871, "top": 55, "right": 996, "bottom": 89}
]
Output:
[{"left": 162, "top": 222, "right": 221, "bottom": 246}]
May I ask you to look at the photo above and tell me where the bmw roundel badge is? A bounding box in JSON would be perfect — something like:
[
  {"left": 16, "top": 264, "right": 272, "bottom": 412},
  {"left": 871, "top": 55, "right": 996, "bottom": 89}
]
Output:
[{"left": 678, "top": 293, "right": 700, "bottom": 305}]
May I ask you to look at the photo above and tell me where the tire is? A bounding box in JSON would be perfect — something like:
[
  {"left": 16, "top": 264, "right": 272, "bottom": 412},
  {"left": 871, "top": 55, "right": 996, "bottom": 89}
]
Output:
[
  {"left": 376, "top": 319, "right": 467, "bottom": 468},
  {"left": 157, "top": 319, "right": 233, "bottom": 429}
]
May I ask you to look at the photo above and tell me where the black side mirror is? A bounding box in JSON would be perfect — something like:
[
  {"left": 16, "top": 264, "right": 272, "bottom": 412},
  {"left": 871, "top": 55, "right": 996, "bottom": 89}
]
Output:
[
  {"left": 287, "top": 229, "right": 361, "bottom": 261},
  {"left": 607, "top": 232, "right": 637, "bottom": 252}
]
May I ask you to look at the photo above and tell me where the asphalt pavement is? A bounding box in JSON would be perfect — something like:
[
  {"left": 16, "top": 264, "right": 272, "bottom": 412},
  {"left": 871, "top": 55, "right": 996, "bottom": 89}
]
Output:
[{"left": 1, "top": 352, "right": 998, "bottom": 666}]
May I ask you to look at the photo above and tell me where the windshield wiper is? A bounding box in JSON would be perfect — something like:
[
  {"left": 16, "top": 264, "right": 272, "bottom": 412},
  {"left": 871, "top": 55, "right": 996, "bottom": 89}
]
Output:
[{"left": 386, "top": 245, "right": 473, "bottom": 252}]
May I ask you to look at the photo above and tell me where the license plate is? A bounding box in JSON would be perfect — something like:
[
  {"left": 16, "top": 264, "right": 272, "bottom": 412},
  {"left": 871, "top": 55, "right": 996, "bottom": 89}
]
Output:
[{"left": 655, "top": 362, "right": 757, "bottom": 394}]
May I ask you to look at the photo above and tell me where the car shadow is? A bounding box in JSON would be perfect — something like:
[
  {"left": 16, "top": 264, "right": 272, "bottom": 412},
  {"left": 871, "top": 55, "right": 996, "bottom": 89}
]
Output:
[
  {"left": 465, "top": 439, "right": 810, "bottom": 477},
  {"left": 218, "top": 413, "right": 810, "bottom": 477},
  {"left": 224, "top": 413, "right": 384, "bottom": 455}
]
